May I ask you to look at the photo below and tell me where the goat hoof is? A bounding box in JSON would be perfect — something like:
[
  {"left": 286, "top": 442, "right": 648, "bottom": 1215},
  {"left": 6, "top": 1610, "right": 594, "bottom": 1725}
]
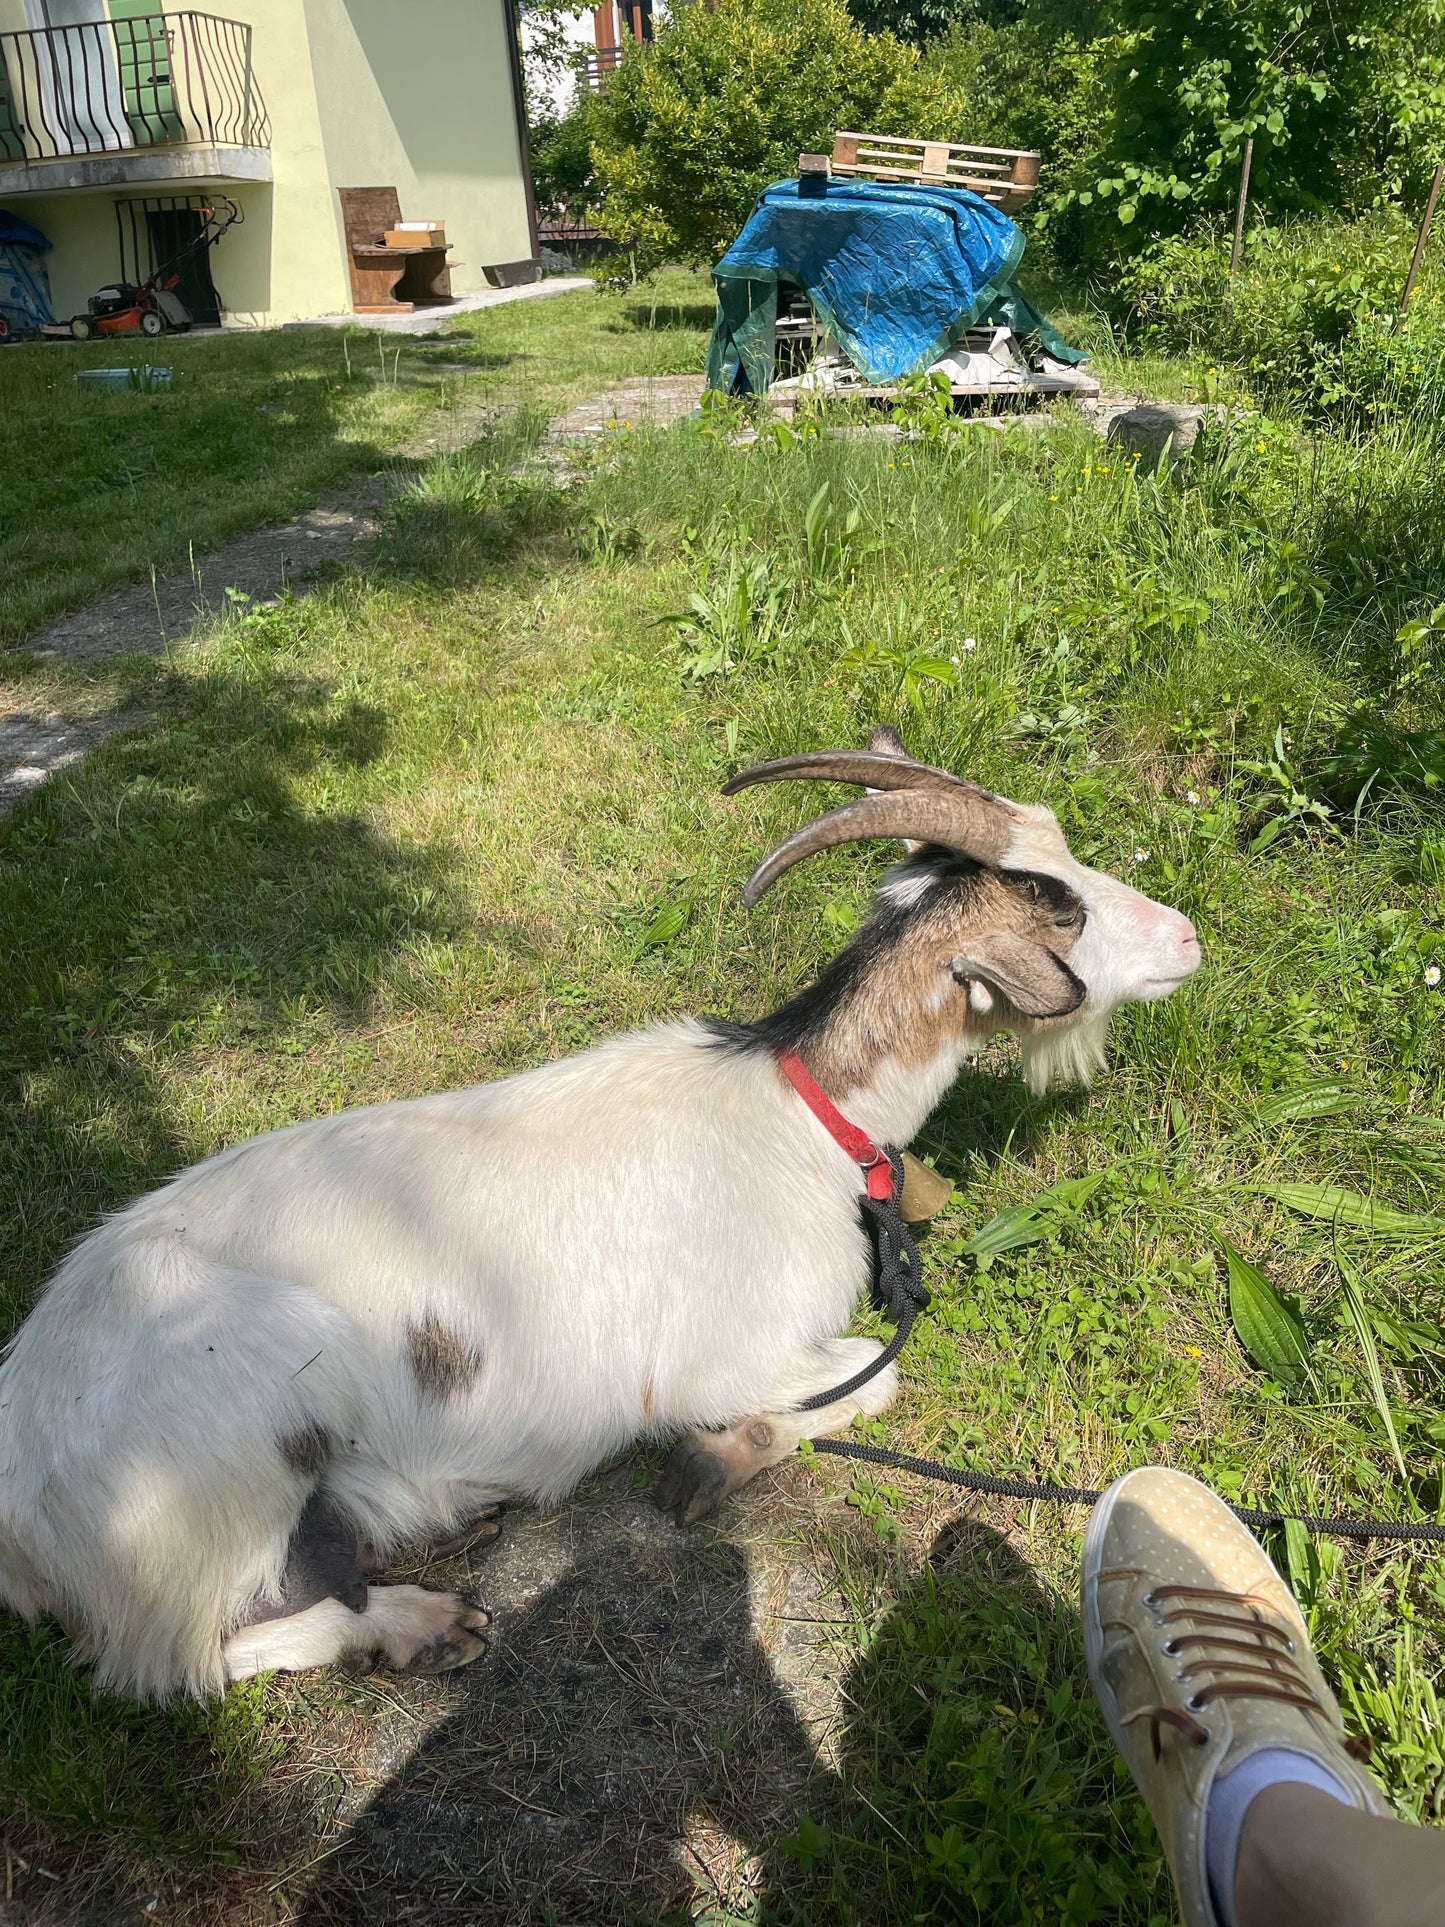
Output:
[
  {"left": 654, "top": 1436, "right": 730, "bottom": 1529},
  {"left": 400, "top": 1602, "right": 490, "bottom": 1676},
  {"left": 423, "top": 1512, "right": 504, "bottom": 1561}
]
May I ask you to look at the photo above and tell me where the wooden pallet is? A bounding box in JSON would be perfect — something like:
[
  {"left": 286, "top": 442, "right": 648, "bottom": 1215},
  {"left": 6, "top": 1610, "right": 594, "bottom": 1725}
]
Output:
[{"left": 804, "top": 132, "right": 1041, "bottom": 212}]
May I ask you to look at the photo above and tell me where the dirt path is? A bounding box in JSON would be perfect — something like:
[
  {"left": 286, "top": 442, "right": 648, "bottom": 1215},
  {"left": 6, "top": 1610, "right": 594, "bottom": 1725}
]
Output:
[{"left": 0, "top": 387, "right": 541, "bottom": 816}]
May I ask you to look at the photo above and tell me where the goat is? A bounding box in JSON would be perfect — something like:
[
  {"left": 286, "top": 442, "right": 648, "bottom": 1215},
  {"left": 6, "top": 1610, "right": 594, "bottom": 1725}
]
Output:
[{"left": 0, "top": 727, "right": 1200, "bottom": 1702}]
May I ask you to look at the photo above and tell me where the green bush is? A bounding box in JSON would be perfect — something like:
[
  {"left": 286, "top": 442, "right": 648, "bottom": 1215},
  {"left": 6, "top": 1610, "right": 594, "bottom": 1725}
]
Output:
[
  {"left": 1116, "top": 216, "right": 1445, "bottom": 419},
  {"left": 931, "top": 0, "right": 1445, "bottom": 271},
  {"left": 588, "top": 0, "right": 969, "bottom": 271},
  {"left": 530, "top": 92, "right": 606, "bottom": 231}
]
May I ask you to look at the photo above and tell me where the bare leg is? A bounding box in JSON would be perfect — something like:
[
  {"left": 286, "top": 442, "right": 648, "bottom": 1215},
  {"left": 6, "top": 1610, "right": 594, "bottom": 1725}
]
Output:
[
  {"left": 1235, "top": 1782, "right": 1445, "bottom": 1927},
  {"left": 222, "top": 1584, "right": 489, "bottom": 1684},
  {"left": 654, "top": 1336, "right": 898, "bottom": 1527}
]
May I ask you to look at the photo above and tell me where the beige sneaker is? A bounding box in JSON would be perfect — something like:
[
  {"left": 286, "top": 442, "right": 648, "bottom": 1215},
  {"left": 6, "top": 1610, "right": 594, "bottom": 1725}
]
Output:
[{"left": 1081, "top": 1467, "right": 1387, "bottom": 1927}]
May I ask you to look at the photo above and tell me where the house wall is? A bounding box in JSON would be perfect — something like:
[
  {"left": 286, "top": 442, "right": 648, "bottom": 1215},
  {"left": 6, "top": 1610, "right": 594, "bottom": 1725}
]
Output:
[
  {"left": 212, "top": 0, "right": 350, "bottom": 322},
  {"left": 0, "top": 0, "right": 535, "bottom": 325},
  {"left": 304, "top": 0, "right": 535, "bottom": 290}
]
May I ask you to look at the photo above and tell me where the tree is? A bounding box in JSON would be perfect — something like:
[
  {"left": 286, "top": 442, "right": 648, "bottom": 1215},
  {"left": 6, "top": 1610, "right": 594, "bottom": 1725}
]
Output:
[
  {"left": 588, "top": 0, "right": 970, "bottom": 270},
  {"left": 1078, "top": 0, "right": 1445, "bottom": 241}
]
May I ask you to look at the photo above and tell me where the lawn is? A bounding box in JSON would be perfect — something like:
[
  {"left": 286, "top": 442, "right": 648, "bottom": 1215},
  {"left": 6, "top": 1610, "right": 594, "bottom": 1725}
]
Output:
[
  {"left": 0, "top": 278, "right": 710, "bottom": 649},
  {"left": 1, "top": 278, "right": 1444, "bottom": 1924}
]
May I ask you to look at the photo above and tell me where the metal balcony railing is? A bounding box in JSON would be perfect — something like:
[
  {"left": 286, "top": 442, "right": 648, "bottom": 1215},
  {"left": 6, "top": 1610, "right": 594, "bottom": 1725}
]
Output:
[
  {"left": 577, "top": 45, "right": 624, "bottom": 93},
  {"left": 0, "top": 12, "right": 269, "bottom": 166}
]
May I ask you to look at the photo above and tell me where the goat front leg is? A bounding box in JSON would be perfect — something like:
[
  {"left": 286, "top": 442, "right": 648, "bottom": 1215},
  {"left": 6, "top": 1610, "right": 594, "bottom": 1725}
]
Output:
[{"left": 655, "top": 1337, "right": 898, "bottom": 1528}]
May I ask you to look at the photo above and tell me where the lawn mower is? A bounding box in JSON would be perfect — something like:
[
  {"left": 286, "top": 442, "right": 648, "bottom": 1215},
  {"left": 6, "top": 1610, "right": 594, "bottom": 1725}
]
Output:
[{"left": 52, "top": 196, "right": 242, "bottom": 341}]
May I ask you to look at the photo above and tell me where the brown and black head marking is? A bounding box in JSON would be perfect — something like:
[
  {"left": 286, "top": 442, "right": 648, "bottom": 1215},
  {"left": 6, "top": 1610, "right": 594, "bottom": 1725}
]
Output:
[
  {"left": 715, "top": 726, "right": 1089, "bottom": 1092},
  {"left": 278, "top": 1418, "right": 333, "bottom": 1483}
]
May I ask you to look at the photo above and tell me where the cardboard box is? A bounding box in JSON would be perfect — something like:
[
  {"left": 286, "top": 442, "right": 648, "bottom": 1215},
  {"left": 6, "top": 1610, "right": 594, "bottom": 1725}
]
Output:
[{"left": 385, "top": 223, "right": 445, "bottom": 249}]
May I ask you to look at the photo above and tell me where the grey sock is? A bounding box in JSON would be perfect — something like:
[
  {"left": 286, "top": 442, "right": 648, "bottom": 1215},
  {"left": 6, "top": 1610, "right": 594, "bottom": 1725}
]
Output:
[{"left": 1205, "top": 1748, "right": 1353, "bottom": 1927}]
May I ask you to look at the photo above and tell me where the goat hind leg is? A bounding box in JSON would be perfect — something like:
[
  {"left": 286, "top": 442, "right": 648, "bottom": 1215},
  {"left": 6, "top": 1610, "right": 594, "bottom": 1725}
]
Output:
[
  {"left": 655, "top": 1337, "right": 898, "bottom": 1528},
  {"left": 223, "top": 1585, "right": 489, "bottom": 1684}
]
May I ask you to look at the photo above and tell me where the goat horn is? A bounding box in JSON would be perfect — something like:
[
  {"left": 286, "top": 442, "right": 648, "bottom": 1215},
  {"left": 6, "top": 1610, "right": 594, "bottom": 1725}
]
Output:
[
  {"left": 722, "top": 751, "right": 971, "bottom": 796},
  {"left": 739, "top": 788, "right": 1016, "bottom": 907}
]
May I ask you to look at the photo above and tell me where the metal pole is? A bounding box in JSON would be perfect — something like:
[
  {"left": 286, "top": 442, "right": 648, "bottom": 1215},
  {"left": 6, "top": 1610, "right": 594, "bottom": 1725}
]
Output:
[
  {"left": 240, "top": 22, "right": 254, "bottom": 145},
  {"left": 1402, "top": 161, "right": 1444, "bottom": 315},
  {"left": 1229, "top": 136, "right": 1254, "bottom": 277}
]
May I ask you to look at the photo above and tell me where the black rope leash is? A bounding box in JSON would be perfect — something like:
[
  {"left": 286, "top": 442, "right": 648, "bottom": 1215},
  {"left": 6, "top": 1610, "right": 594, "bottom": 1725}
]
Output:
[
  {"left": 796, "top": 1149, "right": 1445, "bottom": 1546},
  {"left": 795, "top": 1150, "right": 931, "bottom": 1413},
  {"left": 807, "top": 1438, "right": 1445, "bottom": 1545}
]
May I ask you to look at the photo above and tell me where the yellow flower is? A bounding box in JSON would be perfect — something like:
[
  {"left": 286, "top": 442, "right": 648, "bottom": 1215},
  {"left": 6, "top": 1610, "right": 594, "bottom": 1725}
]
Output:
[
  {"left": 1256, "top": 439, "right": 1268, "bottom": 452},
  {"left": 1184, "top": 1346, "right": 1202, "bottom": 1360}
]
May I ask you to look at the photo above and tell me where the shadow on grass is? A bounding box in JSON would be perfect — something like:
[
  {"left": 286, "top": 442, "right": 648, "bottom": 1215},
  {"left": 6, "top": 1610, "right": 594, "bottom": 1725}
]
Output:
[
  {"left": 0, "top": 655, "right": 467, "bottom": 1326},
  {"left": 620, "top": 300, "right": 720, "bottom": 334},
  {"left": 284, "top": 1506, "right": 1161, "bottom": 1926},
  {"left": 918, "top": 1062, "right": 1084, "bottom": 1182}
]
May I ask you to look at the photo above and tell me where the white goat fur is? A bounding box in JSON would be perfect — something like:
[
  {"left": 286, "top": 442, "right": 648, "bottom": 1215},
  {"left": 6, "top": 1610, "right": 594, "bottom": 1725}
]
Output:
[{"left": 0, "top": 794, "right": 1199, "bottom": 1701}]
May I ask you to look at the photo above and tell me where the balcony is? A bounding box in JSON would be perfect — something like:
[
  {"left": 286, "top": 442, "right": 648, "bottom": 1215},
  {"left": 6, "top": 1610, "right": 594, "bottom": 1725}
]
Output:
[
  {"left": 577, "top": 46, "right": 624, "bottom": 94},
  {"left": 0, "top": 12, "right": 270, "bottom": 198}
]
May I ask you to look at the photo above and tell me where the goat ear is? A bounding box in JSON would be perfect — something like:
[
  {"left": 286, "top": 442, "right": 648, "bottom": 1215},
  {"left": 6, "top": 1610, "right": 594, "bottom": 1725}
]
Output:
[
  {"left": 949, "top": 934, "right": 1085, "bottom": 1019},
  {"left": 867, "top": 723, "right": 911, "bottom": 759}
]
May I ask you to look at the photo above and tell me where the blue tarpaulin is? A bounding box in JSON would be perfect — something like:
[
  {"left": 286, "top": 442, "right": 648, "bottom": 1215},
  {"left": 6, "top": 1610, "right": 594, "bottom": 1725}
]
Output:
[
  {"left": 0, "top": 208, "right": 54, "bottom": 337},
  {"left": 705, "top": 177, "right": 1083, "bottom": 395}
]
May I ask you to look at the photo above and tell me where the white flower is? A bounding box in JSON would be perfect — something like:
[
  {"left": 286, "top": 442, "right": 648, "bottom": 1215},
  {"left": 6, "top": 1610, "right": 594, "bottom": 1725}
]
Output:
[
  {"left": 1186, "top": 790, "right": 1201, "bottom": 806},
  {"left": 1132, "top": 847, "right": 1150, "bottom": 864},
  {"left": 950, "top": 654, "right": 960, "bottom": 665},
  {"left": 962, "top": 636, "right": 978, "bottom": 653},
  {"left": 1427, "top": 964, "right": 1442, "bottom": 987}
]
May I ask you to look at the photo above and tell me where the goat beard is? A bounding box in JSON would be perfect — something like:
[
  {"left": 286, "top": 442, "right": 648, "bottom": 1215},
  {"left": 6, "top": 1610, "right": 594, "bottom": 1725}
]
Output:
[{"left": 1017, "top": 1009, "right": 1113, "bottom": 1096}]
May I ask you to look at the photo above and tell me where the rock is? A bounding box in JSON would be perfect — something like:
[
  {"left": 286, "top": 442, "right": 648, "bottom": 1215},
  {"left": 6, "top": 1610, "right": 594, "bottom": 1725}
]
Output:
[{"left": 1107, "top": 401, "right": 1208, "bottom": 467}]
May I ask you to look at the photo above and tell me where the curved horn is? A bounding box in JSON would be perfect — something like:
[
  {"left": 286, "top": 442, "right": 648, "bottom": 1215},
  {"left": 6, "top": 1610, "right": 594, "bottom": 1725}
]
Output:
[
  {"left": 740, "top": 789, "right": 1015, "bottom": 907},
  {"left": 722, "top": 751, "right": 970, "bottom": 797}
]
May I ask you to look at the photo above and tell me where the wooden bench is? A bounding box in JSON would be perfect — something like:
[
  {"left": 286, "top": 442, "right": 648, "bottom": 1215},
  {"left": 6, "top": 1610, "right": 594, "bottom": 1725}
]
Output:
[
  {"left": 338, "top": 187, "right": 454, "bottom": 316},
  {"left": 800, "top": 133, "right": 1041, "bottom": 213}
]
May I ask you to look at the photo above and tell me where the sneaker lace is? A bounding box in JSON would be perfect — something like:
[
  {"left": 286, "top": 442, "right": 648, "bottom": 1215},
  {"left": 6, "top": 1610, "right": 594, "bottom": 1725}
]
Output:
[{"left": 1119, "top": 1583, "right": 1324, "bottom": 1762}]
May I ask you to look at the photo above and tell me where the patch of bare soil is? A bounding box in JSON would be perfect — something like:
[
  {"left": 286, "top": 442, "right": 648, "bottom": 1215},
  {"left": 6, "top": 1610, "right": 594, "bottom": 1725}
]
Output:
[
  {"left": 548, "top": 376, "right": 704, "bottom": 442},
  {"left": 23, "top": 487, "right": 388, "bottom": 666},
  {"left": 1, "top": 1460, "right": 1015, "bottom": 1927},
  {"left": 0, "top": 707, "right": 147, "bottom": 814}
]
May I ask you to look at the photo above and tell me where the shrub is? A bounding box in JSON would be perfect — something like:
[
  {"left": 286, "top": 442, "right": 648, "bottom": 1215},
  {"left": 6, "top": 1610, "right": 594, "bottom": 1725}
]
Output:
[
  {"left": 1115, "top": 216, "right": 1445, "bottom": 419},
  {"left": 530, "top": 92, "right": 607, "bottom": 232},
  {"left": 588, "top": 0, "right": 969, "bottom": 271},
  {"left": 928, "top": 0, "right": 1445, "bottom": 270}
]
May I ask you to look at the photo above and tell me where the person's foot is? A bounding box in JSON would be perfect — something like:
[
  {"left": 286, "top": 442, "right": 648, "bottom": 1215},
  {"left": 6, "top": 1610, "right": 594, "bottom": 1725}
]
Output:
[{"left": 1081, "top": 1467, "right": 1387, "bottom": 1927}]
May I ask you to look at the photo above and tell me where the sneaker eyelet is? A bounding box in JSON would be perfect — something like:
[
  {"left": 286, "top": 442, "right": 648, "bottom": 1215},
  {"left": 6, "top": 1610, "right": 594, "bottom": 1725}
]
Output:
[
  {"left": 1162, "top": 1640, "right": 1180, "bottom": 1657},
  {"left": 1143, "top": 1590, "right": 1158, "bottom": 1608},
  {"left": 1285, "top": 1639, "right": 1296, "bottom": 1655},
  {"left": 1186, "top": 1694, "right": 1204, "bottom": 1712}
]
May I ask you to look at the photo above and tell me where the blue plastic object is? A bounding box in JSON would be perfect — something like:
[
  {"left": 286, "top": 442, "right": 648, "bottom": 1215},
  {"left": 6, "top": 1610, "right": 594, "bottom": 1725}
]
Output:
[{"left": 705, "top": 177, "right": 1082, "bottom": 394}]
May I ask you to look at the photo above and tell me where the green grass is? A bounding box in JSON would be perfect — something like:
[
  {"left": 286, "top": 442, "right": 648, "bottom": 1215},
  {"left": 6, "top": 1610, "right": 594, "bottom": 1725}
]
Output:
[
  {"left": 0, "top": 278, "right": 712, "bottom": 648},
  {"left": 2, "top": 280, "right": 1445, "bottom": 1922}
]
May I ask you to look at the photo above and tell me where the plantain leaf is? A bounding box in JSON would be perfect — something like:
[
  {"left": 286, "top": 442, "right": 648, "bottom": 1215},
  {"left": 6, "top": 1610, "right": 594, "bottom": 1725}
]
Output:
[
  {"left": 1252, "top": 1081, "right": 1351, "bottom": 1126},
  {"left": 1336, "top": 1255, "right": 1408, "bottom": 1482},
  {"left": 638, "top": 900, "right": 690, "bottom": 950},
  {"left": 1221, "top": 1240, "right": 1310, "bottom": 1387},
  {"left": 963, "top": 1205, "right": 1051, "bottom": 1258},
  {"left": 1254, "top": 1182, "right": 1445, "bottom": 1239},
  {"left": 962, "top": 1172, "right": 1106, "bottom": 1261}
]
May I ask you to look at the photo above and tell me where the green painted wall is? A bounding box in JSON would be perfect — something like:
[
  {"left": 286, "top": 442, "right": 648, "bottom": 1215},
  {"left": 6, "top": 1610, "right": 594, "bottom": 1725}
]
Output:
[{"left": 305, "top": 0, "right": 534, "bottom": 289}]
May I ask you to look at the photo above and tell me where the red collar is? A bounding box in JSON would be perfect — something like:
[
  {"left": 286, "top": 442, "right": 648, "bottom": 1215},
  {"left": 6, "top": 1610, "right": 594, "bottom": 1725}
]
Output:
[{"left": 775, "top": 1048, "right": 896, "bottom": 1201}]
